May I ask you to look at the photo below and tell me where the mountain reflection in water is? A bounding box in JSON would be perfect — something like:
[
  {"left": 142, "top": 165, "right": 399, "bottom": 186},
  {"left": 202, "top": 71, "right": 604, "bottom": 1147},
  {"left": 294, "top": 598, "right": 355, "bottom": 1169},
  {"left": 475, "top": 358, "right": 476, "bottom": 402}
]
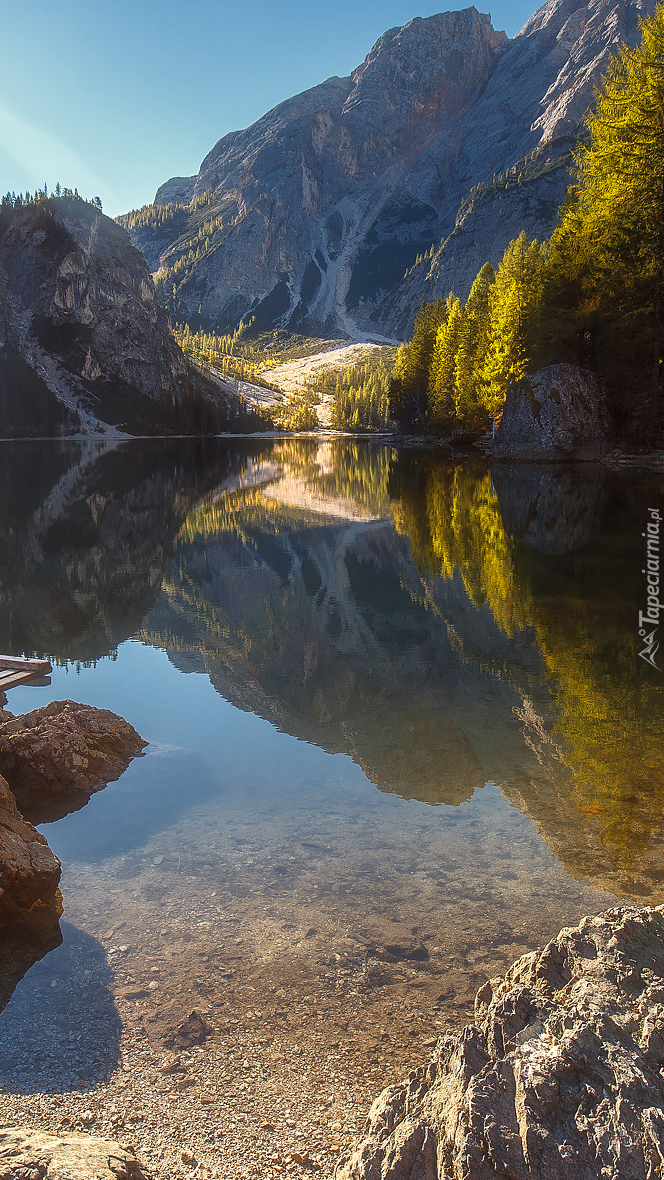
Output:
[
  {"left": 143, "top": 441, "right": 663, "bottom": 902},
  {"left": 1, "top": 437, "right": 663, "bottom": 909}
]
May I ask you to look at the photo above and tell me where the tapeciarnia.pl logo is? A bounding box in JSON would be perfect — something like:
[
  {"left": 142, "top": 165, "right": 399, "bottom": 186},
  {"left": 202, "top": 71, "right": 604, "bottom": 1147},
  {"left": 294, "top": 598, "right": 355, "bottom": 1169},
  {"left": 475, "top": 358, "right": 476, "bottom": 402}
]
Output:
[{"left": 639, "top": 507, "right": 662, "bottom": 669}]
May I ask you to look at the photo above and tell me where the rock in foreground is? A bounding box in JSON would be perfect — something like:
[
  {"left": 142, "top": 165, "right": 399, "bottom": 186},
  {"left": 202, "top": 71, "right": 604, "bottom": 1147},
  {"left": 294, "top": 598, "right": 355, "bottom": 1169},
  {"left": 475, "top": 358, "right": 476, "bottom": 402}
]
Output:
[
  {"left": 0, "top": 773, "right": 61, "bottom": 928},
  {"left": 0, "top": 700, "right": 147, "bottom": 824},
  {"left": 0, "top": 1127, "right": 147, "bottom": 1179},
  {"left": 491, "top": 364, "right": 609, "bottom": 461},
  {"left": 338, "top": 905, "right": 664, "bottom": 1180}
]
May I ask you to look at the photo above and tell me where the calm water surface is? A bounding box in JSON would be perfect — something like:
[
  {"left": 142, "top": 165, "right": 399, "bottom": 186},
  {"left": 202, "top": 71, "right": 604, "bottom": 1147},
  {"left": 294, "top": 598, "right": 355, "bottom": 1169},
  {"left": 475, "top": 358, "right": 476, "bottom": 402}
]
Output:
[{"left": 0, "top": 437, "right": 663, "bottom": 1093}]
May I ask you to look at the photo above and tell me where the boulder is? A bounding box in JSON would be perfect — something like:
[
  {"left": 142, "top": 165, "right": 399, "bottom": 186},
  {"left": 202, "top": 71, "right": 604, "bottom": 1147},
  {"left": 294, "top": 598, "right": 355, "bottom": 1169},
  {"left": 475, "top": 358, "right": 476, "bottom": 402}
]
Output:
[
  {"left": 491, "top": 364, "right": 610, "bottom": 461},
  {"left": 337, "top": 905, "right": 664, "bottom": 1180},
  {"left": 0, "top": 700, "right": 147, "bottom": 824},
  {"left": 0, "top": 1128, "right": 146, "bottom": 1179},
  {"left": 0, "top": 773, "right": 61, "bottom": 928}
]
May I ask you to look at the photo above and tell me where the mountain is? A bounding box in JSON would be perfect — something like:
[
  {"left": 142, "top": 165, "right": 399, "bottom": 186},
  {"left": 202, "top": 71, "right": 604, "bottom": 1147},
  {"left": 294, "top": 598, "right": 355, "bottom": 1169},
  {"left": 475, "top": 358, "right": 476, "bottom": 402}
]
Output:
[
  {"left": 0, "top": 196, "right": 254, "bottom": 437},
  {"left": 123, "top": 0, "right": 654, "bottom": 341}
]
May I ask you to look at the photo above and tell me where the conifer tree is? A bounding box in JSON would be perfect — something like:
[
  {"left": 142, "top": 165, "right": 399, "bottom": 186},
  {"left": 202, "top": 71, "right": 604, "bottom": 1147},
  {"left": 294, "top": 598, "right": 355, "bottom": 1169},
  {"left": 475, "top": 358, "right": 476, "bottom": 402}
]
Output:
[
  {"left": 480, "top": 233, "right": 547, "bottom": 420},
  {"left": 541, "top": 4, "right": 664, "bottom": 422},
  {"left": 428, "top": 294, "right": 463, "bottom": 424},
  {"left": 390, "top": 298, "right": 446, "bottom": 425},
  {"left": 454, "top": 262, "right": 495, "bottom": 427}
]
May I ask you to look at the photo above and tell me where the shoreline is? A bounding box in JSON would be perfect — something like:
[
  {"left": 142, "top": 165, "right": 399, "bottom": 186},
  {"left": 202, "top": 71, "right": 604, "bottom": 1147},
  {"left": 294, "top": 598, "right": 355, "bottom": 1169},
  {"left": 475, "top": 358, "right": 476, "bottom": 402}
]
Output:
[{"left": 0, "top": 431, "right": 662, "bottom": 469}]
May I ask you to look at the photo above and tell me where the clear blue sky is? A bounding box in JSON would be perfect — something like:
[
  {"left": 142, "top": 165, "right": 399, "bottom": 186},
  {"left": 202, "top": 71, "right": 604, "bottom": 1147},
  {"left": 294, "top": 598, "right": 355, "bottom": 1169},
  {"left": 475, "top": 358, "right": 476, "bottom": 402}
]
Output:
[{"left": 1, "top": 0, "right": 537, "bottom": 218}]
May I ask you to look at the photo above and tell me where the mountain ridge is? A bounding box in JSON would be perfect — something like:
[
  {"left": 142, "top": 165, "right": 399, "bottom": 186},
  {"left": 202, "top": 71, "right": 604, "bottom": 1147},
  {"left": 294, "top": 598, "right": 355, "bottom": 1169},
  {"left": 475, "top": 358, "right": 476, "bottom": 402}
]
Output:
[{"left": 125, "top": 0, "right": 654, "bottom": 341}]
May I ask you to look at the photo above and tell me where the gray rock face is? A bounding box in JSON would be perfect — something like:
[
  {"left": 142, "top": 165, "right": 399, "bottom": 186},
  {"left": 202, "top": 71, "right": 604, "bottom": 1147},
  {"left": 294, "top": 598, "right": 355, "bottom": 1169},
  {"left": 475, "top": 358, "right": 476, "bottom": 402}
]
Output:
[
  {"left": 491, "top": 363, "right": 610, "bottom": 460},
  {"left": 154, "top": 175, "right": 196, "bottom": 206},
  {"left": 135, "top": 0, "right": 653, "bottom": 339},
  {"left": 0, "top": 773, "right": 61, "bottom": 929},
  {"left": 0, "top": 197, "right": 237, "bottom": 437},
  {"left": 0, "top": 1128, "right": 146, "bottom": 1179},
  {"left": 337, "top": 905, "right": 664, "bottom": 1180}
]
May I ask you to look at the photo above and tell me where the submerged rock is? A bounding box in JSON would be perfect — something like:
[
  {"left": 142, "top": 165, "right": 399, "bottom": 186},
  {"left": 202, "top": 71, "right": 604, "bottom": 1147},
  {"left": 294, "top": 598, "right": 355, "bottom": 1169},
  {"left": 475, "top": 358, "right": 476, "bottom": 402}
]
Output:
[
  {"left": 0, "top": 700, "right": 147, "bottom": 824},
  {"left": 0, "top": 1127, "right": 147, "bottom": 1179},
  {"left": 492, "top": 364, "right": 610, "bottom": 461},
  {"left": 0, "top": 773, "right": 61, "bottom": 928},
  {"left": 338, "top": 905, "right": 664, "bottom": 1180},
  {"left": 161, "top": 1008, "right": 212, "bottom": 1050}
]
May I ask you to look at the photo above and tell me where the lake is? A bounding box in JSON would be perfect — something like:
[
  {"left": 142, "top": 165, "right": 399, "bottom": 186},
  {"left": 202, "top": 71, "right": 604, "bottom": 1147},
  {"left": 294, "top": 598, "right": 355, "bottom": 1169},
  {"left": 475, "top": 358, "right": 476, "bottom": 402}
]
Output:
[{"left": 0, "top": 437, "right": 662, "bottom": 1173}]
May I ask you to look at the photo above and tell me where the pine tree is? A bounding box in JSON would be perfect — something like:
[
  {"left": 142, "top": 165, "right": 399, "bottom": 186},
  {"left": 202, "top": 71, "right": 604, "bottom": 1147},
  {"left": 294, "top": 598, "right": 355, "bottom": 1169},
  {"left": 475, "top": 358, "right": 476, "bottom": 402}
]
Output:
[
  {"left": 454, "top": 262, "right": 495, "bottom": 427},
  {"left": 480, "top": 233, "right": 547, "bottom": 421},
  {"left": 428, "top": 294, "right": 463, "bottom": 425},
  {"left": 541, "top": 4, "right": 664, "bottom": 425},
  {"left": 390, "top": 298, "right": 446, "bottom": 426}
]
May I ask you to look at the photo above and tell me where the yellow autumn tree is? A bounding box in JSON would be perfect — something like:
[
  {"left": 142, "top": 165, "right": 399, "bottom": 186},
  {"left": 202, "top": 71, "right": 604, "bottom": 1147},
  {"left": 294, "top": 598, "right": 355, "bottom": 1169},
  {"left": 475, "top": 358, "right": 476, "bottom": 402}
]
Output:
[
  {"left": 428, "top": 295, "right": 463, "bottom": 426},
  {"left": 479, "top": 232, "right": 547, "bottom": 421},
  {"left": 454, "top": 262, "right": 495, "bottom": 428},
  {"left": 541, "top": 3, "right": 664, "bottom": 423}
]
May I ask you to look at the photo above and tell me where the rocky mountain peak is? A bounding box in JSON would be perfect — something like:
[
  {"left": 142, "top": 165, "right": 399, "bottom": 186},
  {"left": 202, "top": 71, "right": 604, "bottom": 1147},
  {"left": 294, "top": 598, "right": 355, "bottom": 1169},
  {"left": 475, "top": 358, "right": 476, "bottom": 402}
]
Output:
[
  {"left": 133, "top": 0, "right": 654, "bottom": 340},
  {"left": 343, "top": 9, "right": 508, "bottom": 134}
]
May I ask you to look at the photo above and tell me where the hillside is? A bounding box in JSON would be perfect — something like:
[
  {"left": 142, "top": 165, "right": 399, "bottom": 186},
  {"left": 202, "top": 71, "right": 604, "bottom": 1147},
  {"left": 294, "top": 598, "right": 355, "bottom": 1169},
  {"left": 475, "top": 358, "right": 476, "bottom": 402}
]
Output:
[
  {"left": 0, "top": 196, "right": 255, "bottom": 437},
  {"left": 120, "top": 0, "right": 654, "bottom": 340}
]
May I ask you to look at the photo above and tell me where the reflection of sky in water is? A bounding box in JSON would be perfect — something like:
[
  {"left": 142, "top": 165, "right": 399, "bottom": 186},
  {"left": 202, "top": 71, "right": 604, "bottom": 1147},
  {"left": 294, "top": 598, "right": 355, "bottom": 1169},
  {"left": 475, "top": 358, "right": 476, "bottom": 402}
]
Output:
[
  {"left": 22, "top": 643, "right": 384, "bottom": 864},
  {"left": 13, "top": 641, "right": 543, "bottom": 868},
  {"left": 2, "top": 635, "right": 620, "bottom": 1094}
]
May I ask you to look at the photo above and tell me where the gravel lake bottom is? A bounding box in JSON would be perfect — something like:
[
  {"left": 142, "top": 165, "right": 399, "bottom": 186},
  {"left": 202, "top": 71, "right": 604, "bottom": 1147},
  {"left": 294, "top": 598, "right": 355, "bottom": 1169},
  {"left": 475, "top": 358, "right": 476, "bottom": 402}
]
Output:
[{"left": 0, "top": 759, "right": 615, "bottom": 1179}]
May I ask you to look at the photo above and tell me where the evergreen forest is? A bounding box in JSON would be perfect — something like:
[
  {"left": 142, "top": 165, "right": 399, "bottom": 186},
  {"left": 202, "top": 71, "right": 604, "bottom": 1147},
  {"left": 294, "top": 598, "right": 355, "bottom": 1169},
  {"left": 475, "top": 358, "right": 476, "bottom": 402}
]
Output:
[
  {"left": 390, "top": 5, "right": 664, "bottom": 440},
  {"left": 306, "top": 352, "right": 397, "bottom": 431}
]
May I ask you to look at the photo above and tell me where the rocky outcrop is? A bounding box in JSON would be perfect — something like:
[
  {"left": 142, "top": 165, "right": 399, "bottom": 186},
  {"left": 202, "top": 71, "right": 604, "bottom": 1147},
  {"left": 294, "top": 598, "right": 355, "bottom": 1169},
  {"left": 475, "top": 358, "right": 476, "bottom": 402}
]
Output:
[
  {"left": 491, "top": 364, "right": 610, "bottom": 460},
  {"left": 0, "top": 701, "right": 147, "bottom": 824},
  {"left": 0, "top": 1128, "right": 147, "bottom": 1179},
  {"left": 0, "top": 699, "right": 146, "bottom": 1006},
  {"left": 338, "top": 905, "right": 664, "bottom": 1180},
  {"left": 0, "top": 196, "right": 249, "bottom": 438},
  {"left": 0, "top": 773, "right": 61, "bottom": 929},
  {"left": 129, "top": 0, "right": 654, "bottom": 339}
]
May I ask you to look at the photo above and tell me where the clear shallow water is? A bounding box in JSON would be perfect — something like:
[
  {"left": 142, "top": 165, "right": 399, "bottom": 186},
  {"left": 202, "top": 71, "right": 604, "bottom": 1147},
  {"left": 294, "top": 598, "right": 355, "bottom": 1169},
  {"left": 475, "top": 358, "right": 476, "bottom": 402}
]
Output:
[{"left": 0, "top": 437, "right": 662, "bottom": 1095}]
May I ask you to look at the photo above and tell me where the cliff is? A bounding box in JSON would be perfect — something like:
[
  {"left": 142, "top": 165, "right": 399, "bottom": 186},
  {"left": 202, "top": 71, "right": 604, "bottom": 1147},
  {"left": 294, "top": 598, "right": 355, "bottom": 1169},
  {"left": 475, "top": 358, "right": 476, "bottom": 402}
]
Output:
[
  {"left": 0, "top": 196, "right": 250, "bottom": 437},
  {"left": 125, "top": 0, "right": 654, "bottom": 340}
]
